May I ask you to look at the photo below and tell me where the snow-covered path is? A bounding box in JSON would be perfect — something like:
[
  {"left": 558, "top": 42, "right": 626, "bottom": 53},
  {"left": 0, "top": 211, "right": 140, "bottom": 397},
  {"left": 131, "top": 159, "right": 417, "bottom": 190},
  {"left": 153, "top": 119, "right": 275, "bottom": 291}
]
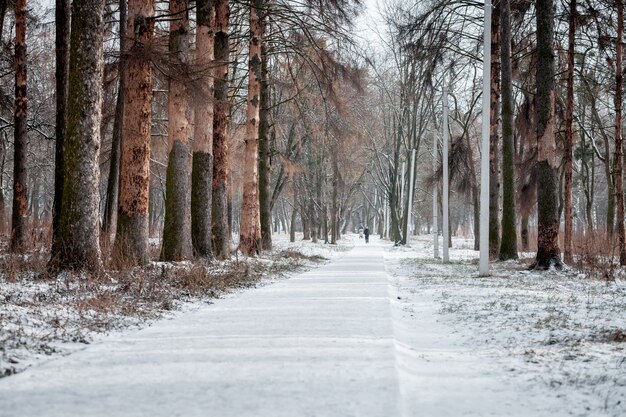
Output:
[{"left": 0, "top": 239, "right": 403, "bottom": 417}]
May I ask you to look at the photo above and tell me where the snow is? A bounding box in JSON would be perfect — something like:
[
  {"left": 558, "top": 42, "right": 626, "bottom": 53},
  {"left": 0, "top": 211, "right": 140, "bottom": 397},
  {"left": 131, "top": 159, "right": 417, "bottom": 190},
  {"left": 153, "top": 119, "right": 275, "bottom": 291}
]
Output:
[
  {"left": 386, "top": 235, "right": 626, "bottom": 416},
  {"left": 1, "top": 233, "right": 625, "bottom": 416}
]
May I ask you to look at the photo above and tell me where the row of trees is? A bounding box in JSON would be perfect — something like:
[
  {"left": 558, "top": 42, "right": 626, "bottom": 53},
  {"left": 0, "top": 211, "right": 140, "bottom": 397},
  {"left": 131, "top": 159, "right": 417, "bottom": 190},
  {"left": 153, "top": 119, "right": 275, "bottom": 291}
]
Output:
[
  {"left": 0, "top": 0, "right": 372, "bottom": 273},
  {"left": 367, "top": 0, "right": 626, "bottom": 268}
]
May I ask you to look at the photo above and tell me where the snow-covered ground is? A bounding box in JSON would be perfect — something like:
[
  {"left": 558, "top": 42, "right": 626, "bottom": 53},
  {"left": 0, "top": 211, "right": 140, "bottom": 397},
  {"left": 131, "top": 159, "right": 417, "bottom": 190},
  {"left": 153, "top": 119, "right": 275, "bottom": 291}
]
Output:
[
  {"left": 0, "top": 234, "right": 353, "bottom": 378},
  {"left": 386, "top": 234, "right": 626, "bottom": 416},
  {"left": 1, "top": 232, "right": 624, "bottom": 416}
]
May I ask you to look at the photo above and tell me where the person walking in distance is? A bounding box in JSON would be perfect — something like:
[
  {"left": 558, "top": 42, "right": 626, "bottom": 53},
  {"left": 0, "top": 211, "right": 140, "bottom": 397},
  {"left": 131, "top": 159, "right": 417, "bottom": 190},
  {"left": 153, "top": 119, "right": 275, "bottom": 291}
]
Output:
[{"left": 364, "top": 226, "right": 370, "bottom": 243}]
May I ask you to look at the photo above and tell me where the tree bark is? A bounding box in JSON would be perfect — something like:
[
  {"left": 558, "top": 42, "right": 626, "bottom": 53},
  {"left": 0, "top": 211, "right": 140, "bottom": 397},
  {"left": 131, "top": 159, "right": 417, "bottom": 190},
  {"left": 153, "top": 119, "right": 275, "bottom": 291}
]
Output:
[
  {"left": 161, "top": 0, "right": 192, "bottom": 261},
  {"left": 562, "top": 0, "right": 576, "bottom": 264},
  {"left": 489, "top": 0, "right": 501, "bottom": 258},
  {"left": 113, "top": 0, "right": 154, "bottom": 265},
  {"left": 534, "top": 0, "right": 562, "bottom": 269},
  {"left": 240, "top": 0, "right": 263, "bottom": 256},
  {"left": 51, "top": 0, "right": 70, "bottom": 257},
  {"left": 615, "top": 0, "right": 626, "bottom": 265},
  {"left": 212, "top": 0, "right": 231, "bottom": 259},
  {"left": 258, "top": 41, "right": 273, "bottom": 251},
  {"left": 11, "top": 0, "right": 28, "bottom": 252},
  {"left": 102, "top": 0, "right": 127, "bottom": 243},
  {"left": 499, "top": 0, "right": 518, "bottom": 260},
  {"left": 52, "top": 0, "right": 106, "bottom": 272},
  {"left": 192, "top": 0, "right": 215, "bottom": 258}
]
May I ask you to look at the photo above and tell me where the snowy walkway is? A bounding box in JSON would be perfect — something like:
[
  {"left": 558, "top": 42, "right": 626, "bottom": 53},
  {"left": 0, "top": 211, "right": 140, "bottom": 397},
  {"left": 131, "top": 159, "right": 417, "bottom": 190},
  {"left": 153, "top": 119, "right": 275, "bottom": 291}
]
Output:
[{"left": 0, "top": 239, "right": 403, "bottom": 417}]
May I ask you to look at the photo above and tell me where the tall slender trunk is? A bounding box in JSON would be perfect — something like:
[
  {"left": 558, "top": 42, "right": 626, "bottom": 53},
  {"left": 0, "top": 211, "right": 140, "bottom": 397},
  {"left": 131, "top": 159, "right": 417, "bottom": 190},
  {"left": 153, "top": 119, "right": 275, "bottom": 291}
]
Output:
[
  {"left": 192, "top": 0, "right": 215, "bottom": 258},
  {"left": 258, "top": 41, "right": 272, "bottom": 251},
  {"left": 52, "top": 0, "right": 106, "bottom": 271},
  {"left": 615, "top": 0, "right": 626, "bottom": 265},
  {"left": 51, "top": 0, "right": 70, "bottom": 257},
  {"left": 489, "top": 0, "right": 501, "bottom": 258},
  {"left": 563, "top": 0, "right": 576, "bottom": 263},
  {"left": 499, "top": 0, "right": 518, "bottom": 260},
  {"left": 102, "top": 0, "right": 127, "bottom": 243},
  {"left": 11, "top": 0, "right": 28, "bottom": 252},
  {"left": 161, "top": 0, "right": 192, "bottom": 261},
  {"left": 212, "top": 0, "right": 231, "bottom": 259},
  {"left": 113, "top": 0, "right": 154, "bottom": 265},
  {"left": 534, "top": 0, "right": 562, "bottom": 269},
  {"left": 331, "top": 148, "right": 338, "bottom": 245},
  {"left": 240, "top": 0, "right": 263, "bottom": 256}
]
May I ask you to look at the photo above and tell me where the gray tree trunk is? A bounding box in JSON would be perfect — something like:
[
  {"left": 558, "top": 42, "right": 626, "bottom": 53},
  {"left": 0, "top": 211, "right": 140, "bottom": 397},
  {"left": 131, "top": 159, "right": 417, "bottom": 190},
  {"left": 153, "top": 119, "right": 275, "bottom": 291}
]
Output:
[{"left": 52, "top": 0, "right": 106, "bottom": 271}]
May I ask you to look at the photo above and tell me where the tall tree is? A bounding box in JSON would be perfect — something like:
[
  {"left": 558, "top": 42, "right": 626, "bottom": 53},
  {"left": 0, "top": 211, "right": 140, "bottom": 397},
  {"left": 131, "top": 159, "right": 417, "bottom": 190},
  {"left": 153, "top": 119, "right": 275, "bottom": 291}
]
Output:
[
  {"left": 212, "top": 0, "right": 231, "bottom": 259},
  {"left": 489, "top": 0, "right": 501, "bottom": 258},
  {"left": 563, "top": 0, "right": 576, "bottom": 264},
  {"left": 534, "top": 0, "right": 561, "bottom": 269},
  {"left": 191, "top": 0, "right": 215, "bottom": 258},
  {"left": 615, "top": 0, "right": 626, "bottom": 265},
  {"left": 161, "top": 0, "right": 192, "bottom": 261},
  {"left": 102, "top": 0, "right": 127, "bottom": 242},
  {"left": 498, "top": 0, "right": 517, "bottom": 260},
  {"left": 113, "top": 0, "right": 154, "bottom": 265},
  {"left": 240, "top": 0, "right": 264, "bottom": 256},
  {"left": 51, "top": 0, "right": 70, "bottom": 257},
  {"left": 51, "top": 0, "right": 106, "bottom": 271},
  {"left": 11, "top": 0, "right": 28, "bottom": 252},
  {"left": 258, "top": 41, "right": 272, "bottom": 251}
]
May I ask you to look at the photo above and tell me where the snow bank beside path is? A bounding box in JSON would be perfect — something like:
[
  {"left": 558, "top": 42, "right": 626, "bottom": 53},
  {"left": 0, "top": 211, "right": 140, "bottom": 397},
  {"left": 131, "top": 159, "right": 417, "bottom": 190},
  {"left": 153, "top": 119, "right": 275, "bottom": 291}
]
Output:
[{"left": 385, "top": 234, "right": 626, "bottom": 416}]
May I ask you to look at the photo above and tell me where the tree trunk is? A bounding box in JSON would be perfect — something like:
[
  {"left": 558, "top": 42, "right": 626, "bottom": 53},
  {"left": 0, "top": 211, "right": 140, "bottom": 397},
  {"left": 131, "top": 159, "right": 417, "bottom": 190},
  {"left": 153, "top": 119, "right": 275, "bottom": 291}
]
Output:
[
  {"left": 330, "top": 148, "right": 338, "bottom": 245},
  {"left": 11, "top": 0, "right": 28, "bottom": 252},
  {"left": 0, "top": 0, "right": 7, "bottom": 44},
  {"left": 102, "top": 0, "right": 127, "bottom": 243},
  {"left": 534, "top": 0, "right": 562, "bottom": 269},
  {"left": 489, "top": 0, "right": 501, "bottom": 258},
  {"left": 562, "top": 0, "right": 576, "bottom": 264},
  {"left": 161, "top": 0, "right": 193, "bottom": 261},
  {"left": 52, "top": 0, "right": 106, "bottom": 271},
  {"left": 521, "top": 214, "right": 529, "bottom": 251},
  {"left": 240, "top": 0, "right": 264, "bottom": 256},
  {"left": 192, "top": 0, "right": 215, "bottom": 258},
  {"left": 499, "top": 0, "right": 518, "bottom": 260},
  {"left": 113, "top": 0, "right": 154, "bottom": 265},
  {"left": 615, "top": 0, "right": 626, "bottom": 265},
  {"left": 258, "top": 41, "right": 272, "bottom": 251},
  {"left": 51, "top": 0, "right": 70, "bottom": 257},
  {"left": 212, "top": 0, "right": 231, "bottom": 259}
]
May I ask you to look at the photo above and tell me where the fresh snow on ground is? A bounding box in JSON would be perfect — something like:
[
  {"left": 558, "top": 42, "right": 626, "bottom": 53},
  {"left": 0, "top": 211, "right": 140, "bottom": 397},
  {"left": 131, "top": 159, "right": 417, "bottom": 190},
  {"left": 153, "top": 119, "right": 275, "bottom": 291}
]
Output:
[
  {"left": 387, "top": 234, "right": 626, "bottom": 416},
  {"left": 0, "top": 232, "right": 624, "bottom": 416}
]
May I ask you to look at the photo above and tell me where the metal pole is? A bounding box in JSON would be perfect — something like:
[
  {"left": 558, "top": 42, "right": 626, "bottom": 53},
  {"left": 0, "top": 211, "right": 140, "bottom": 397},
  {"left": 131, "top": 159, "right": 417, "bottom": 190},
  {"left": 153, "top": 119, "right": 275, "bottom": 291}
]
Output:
[
  {"left": 443, "top": 85, "right": 450, "bottom": 263},
  {"left": 479, "top": 0, "right": 492, "bottom": 276},
  {"left": 433, "top": 132, "right": 439, "bottom": 258}
]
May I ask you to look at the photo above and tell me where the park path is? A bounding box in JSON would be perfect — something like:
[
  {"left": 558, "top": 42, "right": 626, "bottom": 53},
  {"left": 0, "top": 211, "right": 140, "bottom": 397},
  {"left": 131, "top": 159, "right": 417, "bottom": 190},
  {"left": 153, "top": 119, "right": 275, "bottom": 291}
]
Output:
[{"left": 0, "top": 238, "right": 403, "bottom": 417}]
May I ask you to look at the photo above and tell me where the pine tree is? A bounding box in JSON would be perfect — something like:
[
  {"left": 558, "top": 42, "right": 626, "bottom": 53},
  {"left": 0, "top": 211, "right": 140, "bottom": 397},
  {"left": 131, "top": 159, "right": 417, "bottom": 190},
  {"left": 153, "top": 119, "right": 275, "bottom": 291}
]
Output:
[
  {"left": 51, "top": 0, "right": 106, "bottom": 271},
  {"left": 113, "top": 0, "right": 154, "bottom": 265},
  {"left": 10, "top": 0, "right": 28, "bottom": 252},
  {"left": 534, "top": 0, "right": 562, "bottom": 269},
  {"left": 161, "top": 0, "right": 193, "bottom": 261}
]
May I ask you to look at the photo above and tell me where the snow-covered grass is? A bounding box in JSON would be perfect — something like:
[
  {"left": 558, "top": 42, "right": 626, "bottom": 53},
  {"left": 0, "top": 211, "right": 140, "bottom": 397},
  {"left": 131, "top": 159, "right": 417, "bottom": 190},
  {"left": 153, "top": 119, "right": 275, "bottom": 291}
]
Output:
[
  {"left": 0, "top": 233, "right": 348, "bottom": 378},
  {"left": 385, "top": 234, "right": 626, "bottom": 416}
]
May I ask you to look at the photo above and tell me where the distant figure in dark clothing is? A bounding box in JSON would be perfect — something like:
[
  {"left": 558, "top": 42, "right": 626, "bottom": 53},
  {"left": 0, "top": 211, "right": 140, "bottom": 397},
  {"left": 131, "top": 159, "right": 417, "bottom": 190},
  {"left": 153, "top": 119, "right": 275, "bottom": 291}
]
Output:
[{"left": 364, "top": 227, "right": 370, "bottom": 243}]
